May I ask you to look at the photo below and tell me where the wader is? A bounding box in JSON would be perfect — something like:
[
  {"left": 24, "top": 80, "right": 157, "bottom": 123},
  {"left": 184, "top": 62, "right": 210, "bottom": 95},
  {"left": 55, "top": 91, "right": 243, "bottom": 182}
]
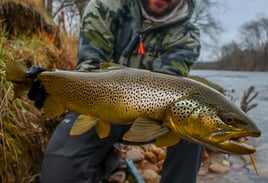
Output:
[{"left": 39, "top": 112, "right": 204, "bottom": 183}]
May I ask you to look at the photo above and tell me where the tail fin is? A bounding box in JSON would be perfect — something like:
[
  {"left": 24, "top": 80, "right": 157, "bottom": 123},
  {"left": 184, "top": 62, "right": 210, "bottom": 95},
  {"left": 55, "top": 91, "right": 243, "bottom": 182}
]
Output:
[{"left": 5, "top": 61, "right": 32, "bottom": 98}]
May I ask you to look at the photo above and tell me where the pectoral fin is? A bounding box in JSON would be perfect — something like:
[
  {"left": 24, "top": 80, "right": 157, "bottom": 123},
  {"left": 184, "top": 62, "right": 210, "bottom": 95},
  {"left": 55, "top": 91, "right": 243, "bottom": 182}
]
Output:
[
  {"left": 95, "top": 122, "right": 111, "bottom": 139},
  {"left": 155, "top": 132, "right": 181, "bottom": 147},
  {"left": 43, "top": 95, "right": 65, "bottom": 118},
  {"left": 123, "top": 118, "right": 170, "bottom": 143},
  {"left": 70, "top": 115, "right": 97, "bottom": 136},
  {"left": 13, "top": 83, "right": 29, "bottom": 99}
]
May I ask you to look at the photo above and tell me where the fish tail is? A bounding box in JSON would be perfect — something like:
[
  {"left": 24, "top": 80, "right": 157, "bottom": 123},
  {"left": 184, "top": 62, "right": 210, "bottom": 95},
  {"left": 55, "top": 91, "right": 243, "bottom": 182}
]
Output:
[{"left": 5, "top": 61, "right": 32, "bottom": 98}]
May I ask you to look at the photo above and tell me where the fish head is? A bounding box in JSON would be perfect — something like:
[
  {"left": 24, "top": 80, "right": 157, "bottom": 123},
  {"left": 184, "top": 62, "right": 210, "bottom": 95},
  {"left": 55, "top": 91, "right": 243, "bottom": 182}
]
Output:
[{"left": 168, "top": 88, "right": 261, "bottom": 155}]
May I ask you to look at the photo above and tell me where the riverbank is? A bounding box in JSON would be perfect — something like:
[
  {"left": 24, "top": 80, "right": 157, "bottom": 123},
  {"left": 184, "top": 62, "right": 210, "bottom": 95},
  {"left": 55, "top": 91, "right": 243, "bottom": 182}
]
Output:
[
  {"left": 106, "top": 143, "right": 267, "bottom": 183},
  {"left": 192, "top": 70, "right": 268, "bottom": 183}
]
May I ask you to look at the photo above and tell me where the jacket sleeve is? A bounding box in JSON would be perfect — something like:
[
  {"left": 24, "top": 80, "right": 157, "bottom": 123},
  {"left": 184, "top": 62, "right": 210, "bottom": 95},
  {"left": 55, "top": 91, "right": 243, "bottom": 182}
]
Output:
[
  {"left": 76, "top": 0, "right": 115, "bottom": 71},
  {"left": 152, "top": 22, "right": 200, "bottom": 76}
]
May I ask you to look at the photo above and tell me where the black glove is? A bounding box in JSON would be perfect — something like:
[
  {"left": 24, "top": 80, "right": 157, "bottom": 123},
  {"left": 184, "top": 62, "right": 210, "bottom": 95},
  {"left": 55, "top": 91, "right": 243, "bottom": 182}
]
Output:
[
  {"left": 25, "top": 66, "right": 47, "bottom": 79},
  {"left": 25, "top": 66, "right": 47, "bottom": 109}
]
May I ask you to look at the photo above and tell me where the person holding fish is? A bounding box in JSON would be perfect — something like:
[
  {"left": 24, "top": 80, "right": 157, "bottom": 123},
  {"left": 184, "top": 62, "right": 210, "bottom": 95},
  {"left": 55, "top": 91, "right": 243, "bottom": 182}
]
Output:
[{"left": 28, "top": 0, "right": 204, "bottom": 182}]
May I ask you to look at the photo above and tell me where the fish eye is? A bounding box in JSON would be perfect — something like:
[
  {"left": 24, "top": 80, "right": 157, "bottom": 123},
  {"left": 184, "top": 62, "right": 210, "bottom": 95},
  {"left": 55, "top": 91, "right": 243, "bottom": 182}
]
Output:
[
  {"left": 226, "top": 117, "right": 233, "bottom": 123},
  {"left": 224, "top": 113, "right": 235, "bottom": 125}
]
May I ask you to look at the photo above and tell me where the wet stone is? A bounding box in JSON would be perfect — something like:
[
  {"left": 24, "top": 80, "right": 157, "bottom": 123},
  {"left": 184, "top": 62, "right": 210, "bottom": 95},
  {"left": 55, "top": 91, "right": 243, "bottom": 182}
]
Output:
[
  {"left": 138, "top": 159, "right": 160, "bottom": 173},
  {"left": 222, "top": 160, "right": 231, "bottom": 167},
  {"left": 232, "top": 163, "right": 244, "bottom": 169},
  {"left": 125, "top": 149, "right": 145, "bottom": 163},
  {"left": 208, "top": 163, "right": 230, "bottom": 173},
  {"left": 144, "top": 151, "right": 158, "bottom": 164},
  {"left": 107, "top": 171, "right": 126, "bottom": 183},
  {"left": 198, "top": 167, "right": 209, "bottom": 176},
  {"left": 140, "top": 169, "right": 161, "bottom": 183}
]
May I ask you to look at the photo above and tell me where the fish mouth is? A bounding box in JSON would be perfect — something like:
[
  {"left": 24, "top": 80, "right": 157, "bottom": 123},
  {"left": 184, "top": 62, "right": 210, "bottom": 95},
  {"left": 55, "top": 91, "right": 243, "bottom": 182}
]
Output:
[
  {"left": 209, "top": 131, "right": 261, "bottom": 154},
  {"left": 220, "top": 138, "right": 256, "bottom": 154}
]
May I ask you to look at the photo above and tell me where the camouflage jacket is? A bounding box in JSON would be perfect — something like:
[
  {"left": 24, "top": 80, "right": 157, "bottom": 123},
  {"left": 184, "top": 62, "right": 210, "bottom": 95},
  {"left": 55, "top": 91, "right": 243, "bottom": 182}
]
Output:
[{"left": 76, "top": 0, "right": 200, "bottom": 76}]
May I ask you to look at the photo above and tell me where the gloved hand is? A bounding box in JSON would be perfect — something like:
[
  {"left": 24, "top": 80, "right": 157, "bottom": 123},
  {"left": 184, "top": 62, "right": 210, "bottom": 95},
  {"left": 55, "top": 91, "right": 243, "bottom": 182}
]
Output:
[{"left": 25, "top": 66, "right": 47, "bottom": 109}]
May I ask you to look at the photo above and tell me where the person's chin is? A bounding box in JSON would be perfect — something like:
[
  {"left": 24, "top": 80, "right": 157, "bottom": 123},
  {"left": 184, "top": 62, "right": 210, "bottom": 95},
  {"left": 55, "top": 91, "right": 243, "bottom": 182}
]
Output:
[{"left": 147, "top": 7, "right": 166, "bottom": 17}]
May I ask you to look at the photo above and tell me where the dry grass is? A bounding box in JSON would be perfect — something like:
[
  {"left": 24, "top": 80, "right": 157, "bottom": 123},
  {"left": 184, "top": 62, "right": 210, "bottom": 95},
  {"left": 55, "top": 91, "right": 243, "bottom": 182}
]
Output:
[
  {"left": 0, "top": 0, "right": 60, "bottom": 47},
  {"left": 0, "top": 57, "right": 44, "bottom": 182},
  {"left": 0, "top": 1, "right": 77, "bottom": 182},
  {"left": 0, "top": 34, "right": 77, "bottom": 183}
]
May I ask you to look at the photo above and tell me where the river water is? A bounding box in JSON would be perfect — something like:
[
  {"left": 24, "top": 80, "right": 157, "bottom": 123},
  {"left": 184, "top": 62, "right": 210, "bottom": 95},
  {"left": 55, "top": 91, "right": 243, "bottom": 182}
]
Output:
[{"left": 189, "top": 70, "right": 268, "bottom": 183}]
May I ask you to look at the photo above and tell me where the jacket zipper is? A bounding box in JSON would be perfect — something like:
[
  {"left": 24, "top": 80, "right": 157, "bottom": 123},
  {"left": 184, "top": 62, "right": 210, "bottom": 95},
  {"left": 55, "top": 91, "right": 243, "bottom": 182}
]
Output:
[{"left": 137, "top": 33, "right": 145, "bottom": 55}]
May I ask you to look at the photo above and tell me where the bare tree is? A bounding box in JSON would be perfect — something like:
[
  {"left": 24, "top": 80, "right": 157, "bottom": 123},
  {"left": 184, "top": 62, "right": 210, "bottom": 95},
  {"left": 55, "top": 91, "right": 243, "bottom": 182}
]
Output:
[
  {"left": 220, "top": 41, "right": 240, "bottom": 59},
  {"left": 212, "top": 15, "right": 268, "bottom": 71},
  {"left": 51, "top": 0, "right": 89, "bottom": 19},
  {"left": 239, "top": 16, "right": 268, "bottom": 50},
  {"left": 45, "top": 0, "right": 89, "bottom": 35},
  {"left": 45, "top": 0, "right": 223, "bottom": 37},
  {"left": 44, "top": 0, "right": 53, "bottom": 16},
  {"left": 191, "top": 0, "right": 223, "bottom": 44},
  {"left": 74, "top": 0, "right": 89, "bottom": 18}
]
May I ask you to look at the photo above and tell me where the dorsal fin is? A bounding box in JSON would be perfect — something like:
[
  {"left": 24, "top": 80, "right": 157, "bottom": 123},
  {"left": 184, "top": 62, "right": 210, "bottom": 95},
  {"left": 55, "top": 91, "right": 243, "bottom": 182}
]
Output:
[{"left": 99, "top": 62, "right": 125, "bottom": 70}]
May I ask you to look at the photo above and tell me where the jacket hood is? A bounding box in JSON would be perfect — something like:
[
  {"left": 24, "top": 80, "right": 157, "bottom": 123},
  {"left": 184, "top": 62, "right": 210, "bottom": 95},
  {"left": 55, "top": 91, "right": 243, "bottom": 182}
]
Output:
[{"left": 139, "top": 0, "right": 196, "bottom": 31}]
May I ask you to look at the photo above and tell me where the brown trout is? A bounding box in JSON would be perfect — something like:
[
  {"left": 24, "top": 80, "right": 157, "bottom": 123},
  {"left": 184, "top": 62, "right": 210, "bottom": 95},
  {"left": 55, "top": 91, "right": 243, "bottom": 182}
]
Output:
[{"left": 6, "top": 61, "right": 261, "bottom": 154}]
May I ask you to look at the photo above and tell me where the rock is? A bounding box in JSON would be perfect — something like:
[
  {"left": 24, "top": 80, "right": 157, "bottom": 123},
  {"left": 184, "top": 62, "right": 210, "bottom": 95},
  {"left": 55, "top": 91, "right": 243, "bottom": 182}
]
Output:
[
  {"left": 125, "top": 149, "right": 145, "bottom": 163},
  {"left": 144, "top": 151, "right": 158, "bottom": 164},
  {"left": 198, "top": 167, "right": 208, "bottom": 176},
  {"left": 206, "top": 174, "right": 218, "bottom": 180},
  {"left": 228, "top": 155, "right": 244, "bottom": 164},
  {"left": 107, "top": 171, "right": 126, "bottom": 183},
  {"left": 201, "top": 150, "right": 209, "bottom": 163},
  {"left": 141, "top": 144, "right": 151, "bottom": 151},
  {"left": 246, "top": 164, "right": 254, "bottom": 171},
  {"left": 140, "top": 169, "right": 161, "bottom": 183},
  {"left": 156, "top": 159, "right": 165, "bottom": 171},
  {"left": 139, "top": 160, "right": 160, "bottom": 173},
  {"left": 156, "top": 148, "right": 166, "bottom": 161},
  {"left": 208, "top": 163, "right": 230, "bottom": 173},
  {"left": 222, "top": 160, "right": 230, "bottom": 167},
  {"left": 232, "top": 163, "right": 243, "bottom": 169},
  {"left": 149, "top": 145, "right": 163, "bottom": 156}
]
